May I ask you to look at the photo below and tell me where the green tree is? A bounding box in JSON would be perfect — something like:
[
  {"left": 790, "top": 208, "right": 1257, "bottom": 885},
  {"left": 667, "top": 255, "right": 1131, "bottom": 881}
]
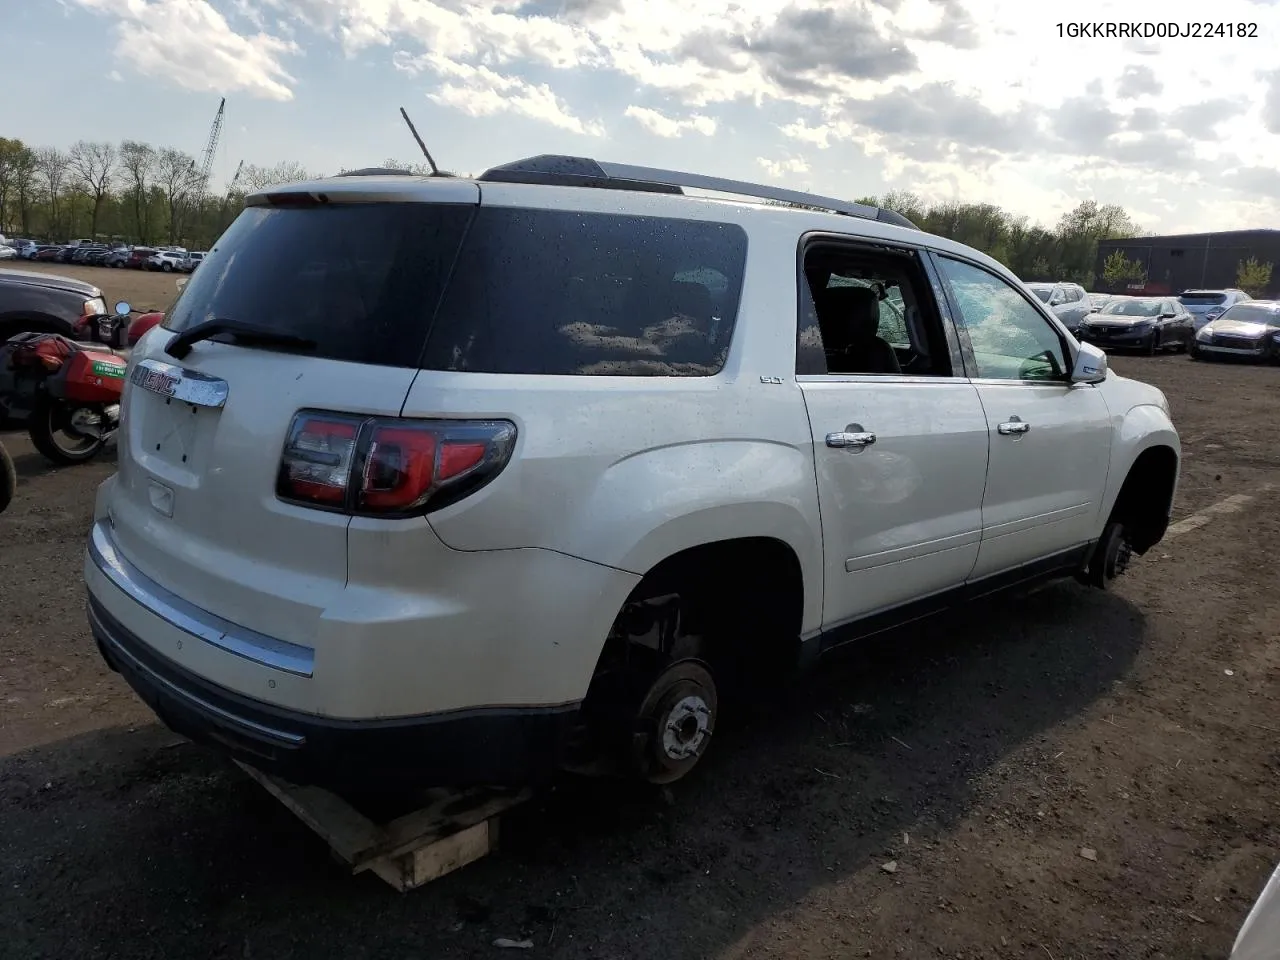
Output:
[
  {"left": 1102, "top": 250, "right": 1146, "bottom": 287},
  {"left": 1236, "top": 257, "right": 1273, "bottom": 297}
]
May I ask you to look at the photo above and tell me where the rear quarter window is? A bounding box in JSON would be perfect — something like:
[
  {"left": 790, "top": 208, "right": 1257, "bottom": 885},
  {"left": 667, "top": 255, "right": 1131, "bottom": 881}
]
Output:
[{"left": 421, "top": 208, "right": 748, "bottom": 376}]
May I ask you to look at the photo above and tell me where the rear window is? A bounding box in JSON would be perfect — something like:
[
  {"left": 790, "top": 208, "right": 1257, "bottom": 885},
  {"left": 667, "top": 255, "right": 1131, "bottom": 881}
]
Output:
[
  {"left": 164, "top": 203, "right": 473, "bottom": 367},
  {"left": 1179, "top": 292, "right": 1227, "bottom": 310},
  {"left": 421, "top": 208, "right": 748, "bottom": 376}
]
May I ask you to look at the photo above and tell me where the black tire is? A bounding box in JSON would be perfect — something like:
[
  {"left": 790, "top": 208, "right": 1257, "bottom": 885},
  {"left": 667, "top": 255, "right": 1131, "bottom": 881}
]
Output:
[
  {"left": 1082, "top": 520, "right": 1133, "bottom": 590},
  {"left": 0, "top": 441, "right": 15, "bottom": 514},
  {"left": 28, "top": 398, "right": 107, "bottom": 465},
  {"left": 161, "top": 262, "right": 173, "bottom": 273}
]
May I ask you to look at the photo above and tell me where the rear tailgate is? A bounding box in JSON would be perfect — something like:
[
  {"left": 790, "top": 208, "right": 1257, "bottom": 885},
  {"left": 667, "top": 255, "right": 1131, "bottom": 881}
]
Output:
[{"left": 104, "top": 179, "right": 477, "bottom": 645}]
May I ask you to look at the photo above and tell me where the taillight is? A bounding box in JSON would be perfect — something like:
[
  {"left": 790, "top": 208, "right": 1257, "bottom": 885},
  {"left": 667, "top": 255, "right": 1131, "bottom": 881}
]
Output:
[{"left": 276, "top": 411, "right": 515, "bottom": 517}]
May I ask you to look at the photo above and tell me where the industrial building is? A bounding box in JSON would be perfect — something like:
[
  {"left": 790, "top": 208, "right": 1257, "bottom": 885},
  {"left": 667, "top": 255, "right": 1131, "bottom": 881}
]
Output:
[{"left": 1093, "top": 229, "right": 1280, "bottom": 297}]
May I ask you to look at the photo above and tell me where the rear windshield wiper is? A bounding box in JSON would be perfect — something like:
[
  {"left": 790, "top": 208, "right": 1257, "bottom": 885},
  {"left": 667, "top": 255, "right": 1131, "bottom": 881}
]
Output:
[{"left": 165, "top": 318, "right": 318, "bottom": 360}]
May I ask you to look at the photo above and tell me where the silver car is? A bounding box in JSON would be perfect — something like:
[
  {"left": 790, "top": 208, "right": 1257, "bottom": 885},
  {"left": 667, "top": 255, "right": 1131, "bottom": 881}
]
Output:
[
  {"left": 1178, "top": 288, "right": 1252, "bottom": 331},
  {"left": 1026, "top": 281, "right": 1093, "bottom": 333}
]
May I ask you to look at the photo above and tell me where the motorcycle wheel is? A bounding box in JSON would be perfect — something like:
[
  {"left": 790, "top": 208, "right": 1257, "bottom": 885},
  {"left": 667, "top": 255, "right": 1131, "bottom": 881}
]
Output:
[
  {"left": 28, "top": 399, "right": 107, "bottom": 465},
  {"left": 0, "top": 441, "right": 15, "bottom": 513}
]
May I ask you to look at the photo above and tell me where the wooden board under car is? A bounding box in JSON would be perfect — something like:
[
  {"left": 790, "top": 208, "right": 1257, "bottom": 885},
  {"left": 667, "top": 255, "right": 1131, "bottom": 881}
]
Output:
[{"left": 235, "top": 761, "right": 530, "bottom": 891}]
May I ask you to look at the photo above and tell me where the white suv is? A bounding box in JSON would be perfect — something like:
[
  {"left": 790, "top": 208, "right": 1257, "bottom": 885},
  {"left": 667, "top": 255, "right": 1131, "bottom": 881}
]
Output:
[{"left": 84, "top": 157, "right": 1180, "bottom": 789}]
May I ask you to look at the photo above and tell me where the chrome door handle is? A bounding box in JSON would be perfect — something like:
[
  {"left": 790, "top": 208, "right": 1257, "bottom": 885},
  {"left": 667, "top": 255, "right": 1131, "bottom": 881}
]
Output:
[
  {"left": 826, "top": 430, "right": 877, "bottom": 450},
  {"left": 997, "top": 416, "right": 1030, "bottom": 436}
]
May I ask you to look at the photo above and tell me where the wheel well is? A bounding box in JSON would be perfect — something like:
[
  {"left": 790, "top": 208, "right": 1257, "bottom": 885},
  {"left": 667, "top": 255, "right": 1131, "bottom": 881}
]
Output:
[
  {"left": 1110, "top": 446, "right": 1178, "bottom": 554},
  {"left": 580, "top": 537, "right": 805, "bottom": 723}
]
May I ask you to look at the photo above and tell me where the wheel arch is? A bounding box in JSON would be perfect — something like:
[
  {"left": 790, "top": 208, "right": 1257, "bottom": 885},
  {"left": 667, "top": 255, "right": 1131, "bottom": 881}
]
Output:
[{"left": 1105, "top": 425, "right": 1180, "bottom": 554}]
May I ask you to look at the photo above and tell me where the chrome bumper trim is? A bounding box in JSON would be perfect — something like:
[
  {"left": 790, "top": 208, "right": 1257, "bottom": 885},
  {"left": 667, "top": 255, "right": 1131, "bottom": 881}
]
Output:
[{"left": 87, "top": 520, "right": 315, "bottom": 677}]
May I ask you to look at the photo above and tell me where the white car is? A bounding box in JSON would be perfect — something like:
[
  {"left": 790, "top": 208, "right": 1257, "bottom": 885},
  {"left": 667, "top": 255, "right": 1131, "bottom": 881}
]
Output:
[
  {"left": 0, "top": 242, "right": 16, "bottom": 260},
  {"left": 84, "top": 157, "right": 1180, "bottom": 790},
  {"left": 146, "top": 251, "right": 186, "bottom": 273}
]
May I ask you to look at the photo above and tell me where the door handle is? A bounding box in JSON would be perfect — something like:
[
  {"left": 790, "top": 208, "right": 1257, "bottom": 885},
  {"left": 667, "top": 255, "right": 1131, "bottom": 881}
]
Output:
[
  {"left": 826, "top": 429, "right": 877, "bottom": 450},
  {"left": 997, "top": 416, "right": 1031, "bottom": 436}
]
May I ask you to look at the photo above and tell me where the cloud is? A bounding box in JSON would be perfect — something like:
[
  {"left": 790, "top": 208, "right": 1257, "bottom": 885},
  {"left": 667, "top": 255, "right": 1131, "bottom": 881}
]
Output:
[
  {"left": 72, "top": 0, "right": 297, "bottom": 100},
  {"left": 1116, "top": 65, "right": 1162, "bottom": 99},
  {"left": 757, "top": 156, "right": 811, "bottom": 178},
  {"left": 396, "top": 52, "right": 604, "bottom": 135},
  {"left": 624, "top": 106, "right": 716, "bottom": 138},
  {"left": 1169, "top": 98, "right": 1246, "bottom": 135},
  {"left": 738, "top": 3, "right": 915, "bottom": 93},
  {"left": 1265, "top": 69, "right": 1280, "bottom": 135},
  {"left": 907, "top": 0, "right": 980, "bottom": 49},
  {"left": 1223, "top": 165, "right": 1280, "bottom": 200},
  {"left": 841, "top": 83, "right": 1034, "bottom": 156},
  {"left": 1051, "top": 97, "right": 1124, "bottom": 151}
]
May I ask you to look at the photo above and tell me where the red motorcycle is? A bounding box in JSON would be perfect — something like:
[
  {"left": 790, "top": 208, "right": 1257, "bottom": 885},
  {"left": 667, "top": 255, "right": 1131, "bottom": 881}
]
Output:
[{"left": 0, "top": 315, "right": 129, "bottom": 465}]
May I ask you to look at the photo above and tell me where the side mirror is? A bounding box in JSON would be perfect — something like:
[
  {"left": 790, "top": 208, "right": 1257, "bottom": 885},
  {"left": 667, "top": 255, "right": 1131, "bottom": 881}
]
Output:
[
  {"left": 1159, "top": 312, "right": 1175, "bottom": 319},
  {"left": 1071, "top": 341, "right": 1108, "bottom": 385},
  {"left": 114, "top": 300, "right": 131, "bottom": 316}
]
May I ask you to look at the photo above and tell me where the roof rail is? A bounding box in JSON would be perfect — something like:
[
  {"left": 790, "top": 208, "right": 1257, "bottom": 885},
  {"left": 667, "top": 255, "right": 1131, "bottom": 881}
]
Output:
[
  {"left": 337, "top": 167, "right": 414, "bottom": 177},
  {"left": 477, "top": 155, "right": 918, "bottom": 229}
]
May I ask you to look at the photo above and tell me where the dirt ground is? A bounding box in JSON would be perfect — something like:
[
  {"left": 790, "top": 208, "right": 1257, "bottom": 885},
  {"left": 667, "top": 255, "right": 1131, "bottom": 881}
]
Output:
[
  {"left": 1, "top": 349, "right": 1278, "bottom": 960},
  {"left": 1, "top": 260, "right": 187, "bottom": 316}
]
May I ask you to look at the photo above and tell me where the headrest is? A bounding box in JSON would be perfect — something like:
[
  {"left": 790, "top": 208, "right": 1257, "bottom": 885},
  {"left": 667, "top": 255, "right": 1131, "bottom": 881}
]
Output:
[{"left": 814, "top": 284, "right": 881, "bottom": 340}]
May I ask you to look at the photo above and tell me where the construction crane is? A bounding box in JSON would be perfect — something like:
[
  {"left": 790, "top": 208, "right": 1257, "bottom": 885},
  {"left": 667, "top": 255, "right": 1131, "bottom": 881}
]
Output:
[
  {"left": 220, "top": 159, "right": 245, "bottom": 220},
  {"left": 185, "top": 97, "right": 225, "bottom": 218}
]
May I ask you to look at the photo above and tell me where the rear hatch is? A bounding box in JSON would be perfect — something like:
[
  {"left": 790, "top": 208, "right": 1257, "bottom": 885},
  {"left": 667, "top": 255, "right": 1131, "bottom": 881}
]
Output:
[{"left": 107, "top": 179, "right": 478, "bottom": 643}]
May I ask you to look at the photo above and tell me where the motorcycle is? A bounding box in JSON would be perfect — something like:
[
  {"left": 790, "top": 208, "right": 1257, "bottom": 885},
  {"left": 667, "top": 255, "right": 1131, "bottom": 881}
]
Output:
[{"left": 0, "top": 301, "right": 131, "bottom": 465}]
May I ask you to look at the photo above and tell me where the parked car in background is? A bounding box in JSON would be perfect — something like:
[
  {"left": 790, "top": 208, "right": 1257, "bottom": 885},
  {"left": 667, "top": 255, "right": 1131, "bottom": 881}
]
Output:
[
  {"left": 1026, "top": 281, "right": 1092, "bottom": 333},
  {"left": 181, "top": 251, "right": 206, "bottom": 272},
  {"left": 1077, "top": 297, "right": 1195, "bottom": 354},
  {"left": 1190, "top": 301, "right": 1280, "bottom": 362},
  {"left": 83, "top": 247, "right": 112, "bottom": 266},
  {"left": 1178, "top": 289, "right": 1252, "bottom": 331},
  {"left": 33, "top": 246, "right": 64, "bottom": 262},
  {"left": 9, "top": 239, "right": 39, "bottom": 259},
  {"left": 146, "top": 250, "right": 186, "bottom": 273},
  {"left": 1086, "top": 292, "right": 1112, "bottom": 311},
  {"left": 0, "top": 244, "right": 16, "bottom": 261},
  {"left": 125, "top": 246, "right": 157, "bottom": 269},
  {"left": 104, "top": 246, "right": 133, "bottom": 268}
]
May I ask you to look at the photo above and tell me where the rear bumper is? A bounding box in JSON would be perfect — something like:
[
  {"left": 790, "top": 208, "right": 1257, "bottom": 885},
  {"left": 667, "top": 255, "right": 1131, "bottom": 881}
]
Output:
[{"left": 89, "top": 594, "right": 579, "bottom": 789}]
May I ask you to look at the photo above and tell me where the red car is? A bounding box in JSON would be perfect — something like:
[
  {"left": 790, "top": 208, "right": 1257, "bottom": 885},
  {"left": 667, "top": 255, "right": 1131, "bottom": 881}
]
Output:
[
  {"left": 125, "top": 247, "right": 157, "bottom": 269},
  {"left": 33, "top": 246, "right": 63, "bottom": 262}
]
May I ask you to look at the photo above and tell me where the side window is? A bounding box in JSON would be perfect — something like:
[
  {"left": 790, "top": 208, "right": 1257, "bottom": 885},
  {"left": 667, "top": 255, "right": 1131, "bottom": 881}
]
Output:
[
  {"left": 797, "top": 244, "right": 954, "bottom": 377},
  {"left": 937, "top": 257, "right": 1069, "bottom": 382}
]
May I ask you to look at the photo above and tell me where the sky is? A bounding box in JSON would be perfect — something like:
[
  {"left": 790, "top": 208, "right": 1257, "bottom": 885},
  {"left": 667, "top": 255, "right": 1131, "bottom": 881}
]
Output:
[{"left": 3, "top": 0, "right": 1280, "bottom": 234}]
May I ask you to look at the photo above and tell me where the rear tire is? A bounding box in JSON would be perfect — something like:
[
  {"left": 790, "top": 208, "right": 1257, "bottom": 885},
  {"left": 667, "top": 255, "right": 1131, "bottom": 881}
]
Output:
[
  {"left": 28, "top": 398, "right": 107, "bottom": 465},
  {"left": 0, "top": 441, "right": 16, "bottom": 514}
]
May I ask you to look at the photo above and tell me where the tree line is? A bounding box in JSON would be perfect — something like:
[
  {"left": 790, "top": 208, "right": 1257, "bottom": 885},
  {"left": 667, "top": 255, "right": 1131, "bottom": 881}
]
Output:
[
  {"left": 0, "top": 135, "right": 444, "bottom": 251},
  {"left": 1, "top": 131, "right": 1146, "bottom": 285}
]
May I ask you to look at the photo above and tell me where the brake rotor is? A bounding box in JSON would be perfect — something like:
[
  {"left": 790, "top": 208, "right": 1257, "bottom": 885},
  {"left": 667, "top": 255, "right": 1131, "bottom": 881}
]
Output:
[{"left": 632, "top": 660, "right": 718, "bottom": 784}]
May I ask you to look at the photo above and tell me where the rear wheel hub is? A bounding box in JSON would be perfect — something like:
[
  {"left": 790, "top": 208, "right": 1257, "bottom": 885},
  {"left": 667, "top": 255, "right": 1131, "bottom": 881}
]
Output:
[{"left": 633, "top": 660, "right": 717, "bottom": 784}]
